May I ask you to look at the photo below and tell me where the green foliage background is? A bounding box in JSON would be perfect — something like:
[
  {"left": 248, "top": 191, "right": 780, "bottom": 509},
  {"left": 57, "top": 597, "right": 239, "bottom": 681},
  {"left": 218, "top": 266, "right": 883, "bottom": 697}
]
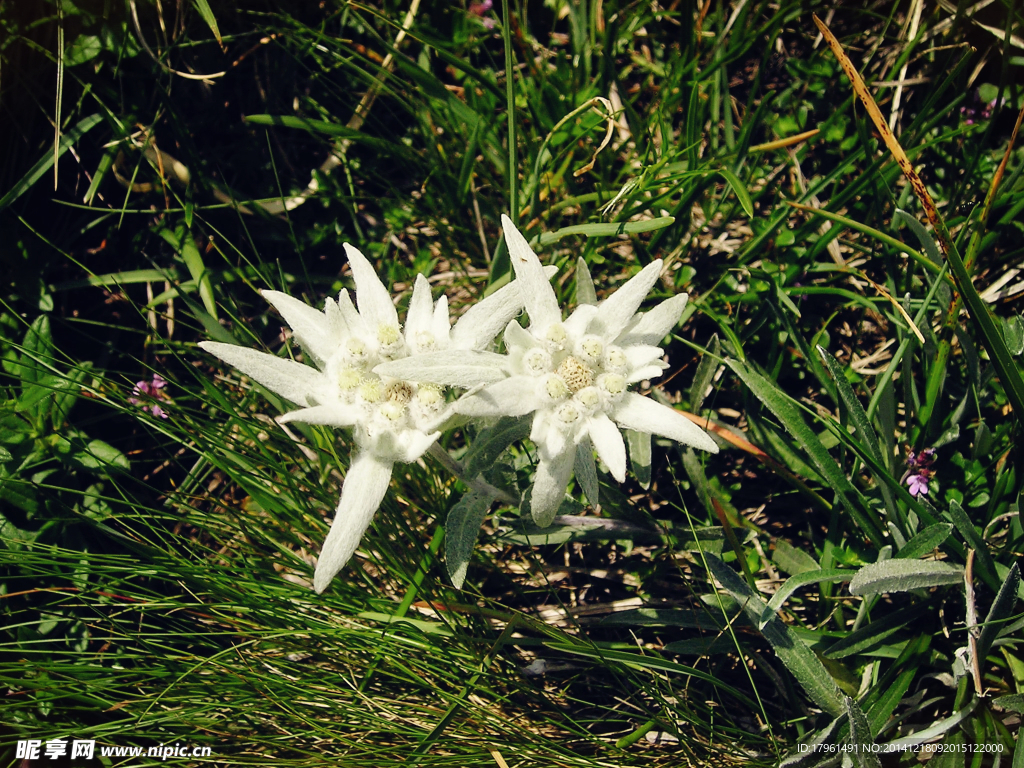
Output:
[{"left": 1, "top": 0, "right": 1023, "bottom": 765}]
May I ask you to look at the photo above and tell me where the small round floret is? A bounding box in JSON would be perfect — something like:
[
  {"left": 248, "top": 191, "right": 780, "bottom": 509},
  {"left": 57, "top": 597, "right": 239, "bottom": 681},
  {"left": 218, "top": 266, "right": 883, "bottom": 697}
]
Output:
[{"left": 544, "top": 374, "right": 570, "bottom": 400}]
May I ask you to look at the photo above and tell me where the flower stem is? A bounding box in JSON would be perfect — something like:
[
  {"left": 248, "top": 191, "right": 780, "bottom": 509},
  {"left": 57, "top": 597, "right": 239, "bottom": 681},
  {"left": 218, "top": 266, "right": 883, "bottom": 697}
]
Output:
[{"left": 427, "top": 443, "right": 519, "bottom": 506}]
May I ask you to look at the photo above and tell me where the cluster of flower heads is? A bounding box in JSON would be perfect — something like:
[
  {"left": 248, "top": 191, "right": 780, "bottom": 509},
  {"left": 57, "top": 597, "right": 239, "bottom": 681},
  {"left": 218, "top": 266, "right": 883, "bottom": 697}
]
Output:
[
  {"left": 904, "top": 448, "right": 936, "bottom": 498},
  {"left": 200, "top": 215, "right": 718, "bottom": 592},
  {"left": 129, "top": 374, "right": 170, "bottom": 419},
  {"left": 960, "top": 95, "right": 1005, "bottom": 126}
]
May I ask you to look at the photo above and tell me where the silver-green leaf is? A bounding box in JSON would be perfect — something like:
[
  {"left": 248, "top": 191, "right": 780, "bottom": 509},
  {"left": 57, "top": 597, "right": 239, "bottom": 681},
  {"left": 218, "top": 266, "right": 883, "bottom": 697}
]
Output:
[
  {"left": 849, "top": 559, "right": 963, "bottom": 596},
  {"left": 444, "top": 491, "right": 494, "bottom": 589}
]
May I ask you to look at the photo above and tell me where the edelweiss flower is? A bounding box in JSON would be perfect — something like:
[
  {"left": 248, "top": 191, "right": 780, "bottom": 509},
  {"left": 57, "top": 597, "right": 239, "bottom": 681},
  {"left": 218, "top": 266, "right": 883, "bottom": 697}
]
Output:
[
  {"left": 378, "top": 215, "right": 719, "bottom": 525},
  {"left": 200, "top": 244, "right": 527, "bottom": 592}
]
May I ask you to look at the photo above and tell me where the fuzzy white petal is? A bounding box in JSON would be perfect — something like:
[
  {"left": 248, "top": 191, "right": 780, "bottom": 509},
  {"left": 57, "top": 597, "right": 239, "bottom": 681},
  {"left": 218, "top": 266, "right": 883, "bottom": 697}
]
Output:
[
  {"left": 449, "top": 265, "right": 557, "bottom": 350},
  {"left": 576, "top": 257, "right": 598, "bottom": 305},
  {"left": 336, "top": 289, "right": 368, "bottom": 338},
  {"left": 503, "top": 318, "right": 536, "bottom": 352},
  {"left": 587, "top": 413, "right": 627, "bottom": 482},
  {"left": 323, "top": 297, "right": 348, "bottom": 341},
  {"left": 313, "top": 453, "right": 393, "bottom": 593},
  {"left": 611, "top": 393, "right": 719, "bottom": 453},
  {"left": 624, "top": 345, "right": 666, "bottom": 370},
  {"left": 564, "top": 304, "right": 600, "bottom": 337},
  {"left": 200, "top": 342, "right": 322, "bottom": 406},
  {"left": 501, "top": 214, "right": 561, "bottom": 331},
  {"left": 390, "top": 429, "right": 441, "bottom": 463},
  {"left": 405, "top": 275, "right": 435, "bottom": 340},
  {"left": 279, "top": 404, "right": 360, "bottom": 428},
  {"left": 344, "top": 244, "right": 399, "bottom": 330},
  {"left": 590, "top": 260, "right": 663, "bottom": 340},
  {"left": 530, "top": 450, "right": 575, "bottom": 527},
  {"left": 533, "top": 413, "right": 569, "bottom": 458},
  {"left": 261, "top": 290, "right": 336, "bottom": 366},
  {"left": 456, "top": 376, "right": 543, "bottom": 417},
  {"left": 431, "top": 293, "right": 452, "bottom": 344},
  {"left": 625, "top": 363, "right": 670, "bottom": 385},
  {"left": 574, "top": 437, "right": 599, "bottom": 506},
  {"left": 451, "top": 284, "right": 517, "bottom": 350},
  {"left": 617, "top": 293, "right": 688, "bottom": 347},
  {"left": 374, "top": 350, "right": 508, "bottom": 388}
]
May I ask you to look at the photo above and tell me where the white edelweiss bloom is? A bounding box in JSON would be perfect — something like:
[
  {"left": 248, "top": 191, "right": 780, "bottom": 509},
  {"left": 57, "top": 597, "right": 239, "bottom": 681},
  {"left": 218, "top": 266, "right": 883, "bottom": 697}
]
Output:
[
  {"left": 379, "top": 215, "right": 718, "bottom": 526},
  {"left": 200, "top": 244, "right": 527, "bottom": 592}
]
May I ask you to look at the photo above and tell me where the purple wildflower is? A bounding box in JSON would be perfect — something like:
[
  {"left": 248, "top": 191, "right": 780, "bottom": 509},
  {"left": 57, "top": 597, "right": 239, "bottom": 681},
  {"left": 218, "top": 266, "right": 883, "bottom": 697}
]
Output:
[
  {"left": 469, "top": 0, "right": 495, "bottom": 28},
  {"left": 961, "top": 91, "right": 1007, "bottom": 126},
  {"left": 903, "top": 447, "right": 935, "bottom": 498},
  {"left": 129, "top": 374, "right": 169, "bottom": 418},
  {"left": 906, "top": 448, "right": 935, "bottom": 471},
  {"left": 906, "top": 473, "right": 929, "bottom": 497}
]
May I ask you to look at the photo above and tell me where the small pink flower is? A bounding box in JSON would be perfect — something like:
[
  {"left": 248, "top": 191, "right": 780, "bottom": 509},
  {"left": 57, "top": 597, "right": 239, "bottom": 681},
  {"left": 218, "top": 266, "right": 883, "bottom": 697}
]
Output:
[
  {"left": 469, "top": 0, "right": 495, "bottom": 28},
  {"left": 129, "top": 374, "right": 169, "bottom": 418},
  {"left": 906, "top": 473, "right": 929, "bottom": 497}
]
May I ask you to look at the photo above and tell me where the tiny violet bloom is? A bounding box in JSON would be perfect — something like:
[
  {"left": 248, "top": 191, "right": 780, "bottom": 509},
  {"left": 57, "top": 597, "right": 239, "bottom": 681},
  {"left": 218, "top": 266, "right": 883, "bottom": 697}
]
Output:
[
  {"left": 906, "top": 473, "right": 929, "bottom": 498},
  {"left": 129, "top": 374, "right": 169, "bottom": 419},
  {"left": 378, "top": 215, "right": 719, "bottom": 526},
  {"left": 468, "top": 0, "right": 496, "bottom": 28},
  {"left": 200, "top": 245, "right": 528, "bottom": 592},
  {"left": 904, "top": 447, "right": 935, "bottom": 498}
]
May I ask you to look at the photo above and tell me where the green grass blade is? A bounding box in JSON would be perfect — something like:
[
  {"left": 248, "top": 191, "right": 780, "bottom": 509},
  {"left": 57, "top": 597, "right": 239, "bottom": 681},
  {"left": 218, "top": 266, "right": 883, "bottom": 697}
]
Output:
[
  {"left": 976, "top": 563, "right": 1020, "bottom": 664},
  {"left": 0, "top": 114, "right": 103, "bottom": 210},
  {"left": 762, "top": 570, "right": 850, "bottom": 627},
  {"left": 947, "top": 498, "right": 998, "bottom": 589},
  {"left": 192, "top": 0, "right": 222, "bottom": 44},
  {"left": 705, "top": 553, "right": 844, "bottom": 717},
  {"left": 942, "top": 235, "right": 1024, "bottom": 423},
  {"left": 727, "top": 359, "right": 885, "bottom": 545},
  {"left": 816, "top": 346, "right": 884, "bottom": 466},
  {"left": 824, "top": 604, "right": 930, "bottom": 660},
  {"left": 845, "top": 696, "right": 882, "bottom": 768},
  {"left": 243, "top": 114, "right": 415, "bottom": 157},
  {"left": 157, "top": 227, "right": 217, "bottom": 320},
  {"left": 718, "top": 167, "right": 753, "bottom": 218}
]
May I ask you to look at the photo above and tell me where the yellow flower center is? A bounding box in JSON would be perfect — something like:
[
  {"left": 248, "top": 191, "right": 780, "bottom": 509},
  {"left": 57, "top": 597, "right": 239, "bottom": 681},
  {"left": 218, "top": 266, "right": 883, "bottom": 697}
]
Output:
[
  {"left": 599, "top": 373, "right": 626, "bottom": 395},
  {"left": 605, "top": 346, "right": 627, "bottom": 371},
  {"left": 556, "top": 355, "right": 593, "bottom": 393},
  {"left": 337, "top": 368, "right": 362, "bottom": 391},
  {"left": 346, "top": 337, "right": 367, "bottom": 358},
  {"left": 556, "top": 402, "right": 581, "bottom": 424},
  {"left": 379, "top": 401, "right": 406, "bottom": 422},
  {"left": 545, "top": 374, "right": 570, "bottom": 400},
  {"left": 576, "top": 386, "right": 600, "bottom": 408},
  {"left": 358, "top": 379, "right": 382, "bottom": 403},
  {"left": 580, "top": 336, "right": 603, "bottom": 362},
  {"left": 545, "top": 323, "right": 567, "bottom": 344},
  {"left": 417, "top": 384, "right": 444, "bottom": 407},
  {"left": 385, "top": 381, "right": 413, "bottom": 405},
  {"left": 377, "top": 324, "right": 401, "bottom": 346},
  {"left": 523, "top": 347, "right": 552, "bottom": 375}
]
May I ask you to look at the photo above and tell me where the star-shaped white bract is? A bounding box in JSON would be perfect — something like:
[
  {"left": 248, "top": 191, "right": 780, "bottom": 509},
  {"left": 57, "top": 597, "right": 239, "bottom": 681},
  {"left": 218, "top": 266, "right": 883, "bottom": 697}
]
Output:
[
  {"left": 200, "top": 244, "right": 528, "bottom": 592},
  {"left": 377, "top": 215, "right": 718, "bottom": 526}
]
